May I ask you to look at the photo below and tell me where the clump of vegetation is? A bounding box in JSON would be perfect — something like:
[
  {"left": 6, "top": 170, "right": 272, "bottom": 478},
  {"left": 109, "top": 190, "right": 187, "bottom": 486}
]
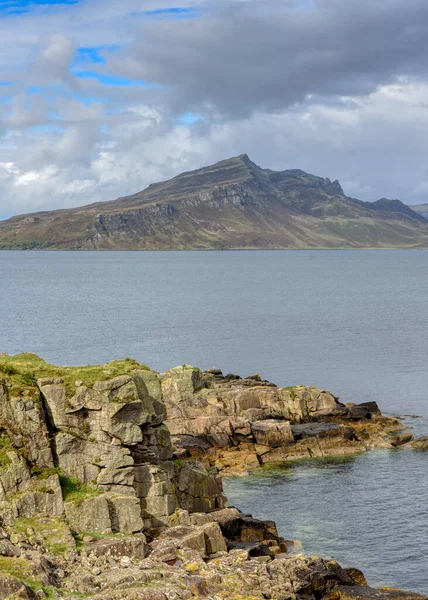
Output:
[
  {"left": 59, "top": 473, "right": 101, "bottom": 503},
  {"left": 0, "top": 434, "right": 13, "bottom": 468},
  {"left": 283, "top": 386, "right": 296, "bottom": 401},
  {"left": 19, "top": 371, "right": 37, "bottom": 387},
  {"left": 0, "top": 556, "right": 52, "bottom": 593},
  {"left": 0, "top": 353, "right": 150, "bottom": 397},
  {"left": 0, "top": 363, "right": 17, "bottom": 375},
  {"left": 172, "top": 457, "right": 192, "bottom": 468},
  {"left": 30, "top": 466, "right": 61, "bottom": 480},
  {"left": 0, "top": 434, "right": 12, "bottom": 450}
]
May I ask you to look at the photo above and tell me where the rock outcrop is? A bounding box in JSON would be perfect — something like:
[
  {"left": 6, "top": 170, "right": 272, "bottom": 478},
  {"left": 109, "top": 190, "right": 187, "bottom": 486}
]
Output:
[
  {"left": 0, "top": 354, "right": 425, "bottom": 600},
  {"left": 159, "top": 365, "right": 408, "bottom": 475},
  {"left": 0, "top": 363, "right": 227, "bottom": 537}
]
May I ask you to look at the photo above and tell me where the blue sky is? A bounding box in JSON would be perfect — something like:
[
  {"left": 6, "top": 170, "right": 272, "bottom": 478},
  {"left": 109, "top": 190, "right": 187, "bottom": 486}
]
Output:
[
  {"left": 0, "top": 0, "right": 78, "bottom": 15},
  {"left": 1, "top": 0, "right": 428, "bottom": 220}
]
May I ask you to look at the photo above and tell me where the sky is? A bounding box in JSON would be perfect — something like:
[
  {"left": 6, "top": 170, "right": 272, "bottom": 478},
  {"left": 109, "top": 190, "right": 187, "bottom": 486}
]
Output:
[{"left": 1, "top": 0, "right": 428, "bottom": 219}]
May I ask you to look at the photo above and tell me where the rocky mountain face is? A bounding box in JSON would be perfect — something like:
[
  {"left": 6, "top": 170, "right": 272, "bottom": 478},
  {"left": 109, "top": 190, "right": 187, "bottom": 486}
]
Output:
[
  {"left": 1, "top": 353, "right": 427, "bottom": 599},
  {"left": 2, "top": 154, "right": 428, "bottom": 249}
]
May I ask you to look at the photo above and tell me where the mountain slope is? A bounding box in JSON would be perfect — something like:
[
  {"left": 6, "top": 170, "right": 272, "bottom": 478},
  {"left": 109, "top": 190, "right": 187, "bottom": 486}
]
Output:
[
  {"left": 409, "top": 203, "right": 428, "bottom": 221},
  {"left": 1, "top": 154, "right": 428, "bottom": 250}
]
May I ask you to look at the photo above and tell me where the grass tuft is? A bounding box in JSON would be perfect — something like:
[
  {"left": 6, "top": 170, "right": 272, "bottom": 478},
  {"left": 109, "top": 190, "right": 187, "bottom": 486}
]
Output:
[
  {"left": 0, "top": 434, "right": 13, "bottom": 468},
  {"left": 59, "top": 473, "right": 101, "bottom": 503}
]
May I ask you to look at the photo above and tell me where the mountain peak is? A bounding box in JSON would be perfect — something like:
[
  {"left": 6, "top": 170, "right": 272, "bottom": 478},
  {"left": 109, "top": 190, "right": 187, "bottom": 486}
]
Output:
[{"left": 370, "top": 198, "right": 427, "bottom": 223}]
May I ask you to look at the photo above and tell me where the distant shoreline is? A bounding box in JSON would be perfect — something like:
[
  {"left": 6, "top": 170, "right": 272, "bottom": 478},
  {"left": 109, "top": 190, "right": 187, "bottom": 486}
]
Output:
[{"left": 1, "top": 246, "right": 428, "bottom": 252}]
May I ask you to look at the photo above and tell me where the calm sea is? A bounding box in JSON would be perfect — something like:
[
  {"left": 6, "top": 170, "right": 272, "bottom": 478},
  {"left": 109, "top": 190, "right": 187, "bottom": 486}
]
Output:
[{"left": 1, "top": 250, "right": 427, "bottom": 592}]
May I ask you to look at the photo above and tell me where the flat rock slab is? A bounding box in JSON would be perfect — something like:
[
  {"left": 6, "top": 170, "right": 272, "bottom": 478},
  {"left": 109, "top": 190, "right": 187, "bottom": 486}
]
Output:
[{"left": 291, "top": 423, "right": 343, "bottom": 439}]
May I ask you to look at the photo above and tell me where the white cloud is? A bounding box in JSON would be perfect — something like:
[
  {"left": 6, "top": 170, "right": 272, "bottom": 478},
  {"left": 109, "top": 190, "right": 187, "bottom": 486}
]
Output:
[{"left": 0, "top": 0, "right": 428, "bottom": 218}]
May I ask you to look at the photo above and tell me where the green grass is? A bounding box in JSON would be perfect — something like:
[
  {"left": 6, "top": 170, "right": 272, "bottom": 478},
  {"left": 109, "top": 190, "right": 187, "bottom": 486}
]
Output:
[
  {"left": 13, "top": 517, "right": 75, "bottom": 556},
  {"left": 30, "top": 466, "right": 61, "bottom": 480},
  {"left": 0, "top": 556, "right": 54, "bottom": 593},
  {"left": 0, "top": 434, "right": 13, "bottom": 468},
  {"left": 0, "top": 434, "right": 12, "bottom": 450},
  {"left": 59, "top": 473, "right": 101, "bottom": 503},
  {"left": 0, "top": 353, "right": 150, "bottom": 396}
]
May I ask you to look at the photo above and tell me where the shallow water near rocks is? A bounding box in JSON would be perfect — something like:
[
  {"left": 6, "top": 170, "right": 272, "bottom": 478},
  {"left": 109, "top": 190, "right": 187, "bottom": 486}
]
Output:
[
  {"left": 224, "top": 450, "right": 428, "bottom": 593},
  {"left": 1, "top": 249, "right": 428, "bottom": 592}
]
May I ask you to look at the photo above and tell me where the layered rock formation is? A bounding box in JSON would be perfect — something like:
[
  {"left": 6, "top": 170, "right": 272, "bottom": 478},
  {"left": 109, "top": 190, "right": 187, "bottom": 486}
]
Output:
[
  {"left": 0, "top": 364, "right": 227, "bottom": 536},
  {"left": 159, "top": 366, "right": 412, "bottom": 475},
  {"left": 0, "top": 354, "right": 425, "bottom": 600}
]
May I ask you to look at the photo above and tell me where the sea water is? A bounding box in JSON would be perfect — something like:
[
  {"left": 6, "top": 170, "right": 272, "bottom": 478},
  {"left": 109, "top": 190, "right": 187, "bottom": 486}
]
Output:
[{"left": 1, "top": 249, "right": 427, "bottom": 592}]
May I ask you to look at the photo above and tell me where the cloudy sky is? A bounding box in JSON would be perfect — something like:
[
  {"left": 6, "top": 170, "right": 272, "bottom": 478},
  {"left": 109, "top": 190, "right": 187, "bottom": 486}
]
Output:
[{"left": 1, "top": 0, "right": 428, "bottom": 219}]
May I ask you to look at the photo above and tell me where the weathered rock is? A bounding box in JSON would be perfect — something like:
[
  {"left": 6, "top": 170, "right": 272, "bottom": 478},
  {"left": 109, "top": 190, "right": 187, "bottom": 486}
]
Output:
[
  {"left": 346, "top": 406, "right": 372, "bottom": 421},
  {"left": 206, "top": 368, "right": 222, "bottom": 376},
  {"left": 200, "top": 521, "right": 227, "bottom": 554},
  {"left": 179, "top": 528, "right": 206, "bottom": 555},
  {"left": 213, "top": 508, "right": 285, "bottom": 552},
  {"left": 390, "top": 432, "right": 414, "bottom": 447},
  {"left": 36, "top": 372, "right": 185, "bottom": 532},
  {"left": 0, "top": 574, "right": 35, "bottom": 599},
  {"left": 134, "top": 464, "right": 177, "bottom": 528},
  {"left": 176, "top": 460, "right": 227, "bottom": 513},
  {"left": 83, "top": 534, "right": 146, "bottom": 561},
  {"left": 189, "top": 512, "right": 213, "bottom": 526},
  {"left": 168, "top": 508, "right": 191, "bottom": 527},
  {"left": 0, "top": 390, "right": 53, "bottom": 469},
  {"left": 251, "top": 420, "right": 294, "bottom": 447},
  {"left": 0, "top": 452, "right": 32, "bottom": 501},
  {"left": 345, "top": 568, "right": 368, "bottom": 586},
  {"left": 358, "top": 401, "right": 382, "bottom": 416},
  {"left": 327, "top": 585, "right": 427, "bottom": 600},
  {"left": 0, "top": 538, "right": 21, "bottom": 557},
  {"left": 15, "top": 489, "right": 64, "bottom": 519},
  {"left": 410, "top": 436, "right": 428, "bottom": 450},
  {"left": 65, "top": 496, "right": 112, "bottom": 534},
  {"left": 291, "top": 423, "right": 344, "bottom": 439},
  {"left": 106, "top": 494, "right": 144, "bottom": 533}
]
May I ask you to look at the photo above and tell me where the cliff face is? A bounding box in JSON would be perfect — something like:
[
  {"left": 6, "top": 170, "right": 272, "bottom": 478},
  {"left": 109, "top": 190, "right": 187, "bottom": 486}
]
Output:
[
  {"left": 0, "top": 357, "right": 227, "bottom": 536},
  {"left": 2, "top": 154, "right": 428, "bottom": 250},
  {"left": 0, "top": 354, "right": 426, "bottom": 600}
]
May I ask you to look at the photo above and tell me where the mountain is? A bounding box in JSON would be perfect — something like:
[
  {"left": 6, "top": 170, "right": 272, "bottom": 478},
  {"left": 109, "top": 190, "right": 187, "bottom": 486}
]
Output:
[
  {"left": 1, "top": 154, "right": 428, "bottom": 250},
  {"left": 408, "top": 203, "right": 428, "bottom": 220}
]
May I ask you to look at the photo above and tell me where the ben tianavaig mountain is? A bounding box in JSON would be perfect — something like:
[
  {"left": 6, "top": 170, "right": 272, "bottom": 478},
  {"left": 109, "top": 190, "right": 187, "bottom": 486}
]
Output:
[{"left": 1, "top": 154, "right": 428, "bottom": 249}]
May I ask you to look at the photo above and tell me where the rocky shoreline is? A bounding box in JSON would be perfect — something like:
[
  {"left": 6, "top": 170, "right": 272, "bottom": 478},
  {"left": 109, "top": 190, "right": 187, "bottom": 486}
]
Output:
[
  {"left": 162, "top": 366, "right": 425, "bottom": 476},
  {"left": 0, "top": 353, "right": 426, "bottom": 600}
]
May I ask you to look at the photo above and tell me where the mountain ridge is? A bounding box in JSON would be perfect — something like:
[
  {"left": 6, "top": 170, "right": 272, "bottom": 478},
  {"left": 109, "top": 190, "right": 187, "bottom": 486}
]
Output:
[{"left": 1, "top": 154, "right": 428, "bottom": 249}]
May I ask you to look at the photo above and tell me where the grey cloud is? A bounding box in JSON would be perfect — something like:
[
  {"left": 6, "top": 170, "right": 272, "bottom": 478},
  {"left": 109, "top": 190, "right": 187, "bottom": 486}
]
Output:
[
  {"left": 5, "top": 93, "right": 48, "bottom": 128},
  {"left": 112, "top": 0, "right": 428, "bottom": 118},
  {"left": 1, "top": 0, "right": 428, "bottom": 218}
]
